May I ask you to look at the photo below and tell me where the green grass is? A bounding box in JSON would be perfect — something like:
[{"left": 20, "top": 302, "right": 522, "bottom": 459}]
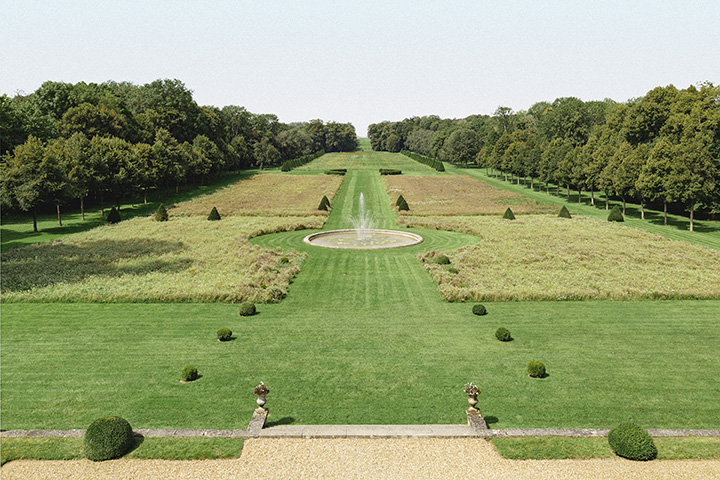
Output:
[
  {"left": 295, "top": 150, "right": 444, "bottom": 175},
  {"left": 0, "top": 437, "right": 243, "bottom": 466},
  {"left": 451, "top": 165, "right": 720, "bottom": 251},
  {"left": 0, "top": 171, "right": 259, "bottom": 253},
  {"left": 492, "top": 437, "right": 720, "bottom": 460}
]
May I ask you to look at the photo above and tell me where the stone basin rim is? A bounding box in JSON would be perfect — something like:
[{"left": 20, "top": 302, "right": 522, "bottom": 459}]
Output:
[{"left": 303, "top": 229, "right": 424, "bottom": 250}]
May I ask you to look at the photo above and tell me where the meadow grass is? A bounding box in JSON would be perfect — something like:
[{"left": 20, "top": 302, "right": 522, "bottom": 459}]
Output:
[
  {"left": 0, "top": 437, "right": 243, "bottom": 466},
  {"left": 0, "top": 171, "right": 259, "bottom": 253},
  {"left": 385, "top": 175, "right": 554, "bottom": 215},
  {"left": 451, "top": 165, "right": 720, "bottom": 252},
  {"left": 169, "top": 173, "right": 342, "bottom": 216},
  {"left": 492, "top": 437, "right": 720, "bottom": 460},
  {"left": 402, "top": 215, "right": 720, "bottom": 301},
  {"left": 1, "top": 215, "right": 323, "bottom": 303}
]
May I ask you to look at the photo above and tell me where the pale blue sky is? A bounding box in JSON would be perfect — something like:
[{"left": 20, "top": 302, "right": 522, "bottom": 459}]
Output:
[{"left": 2, "top": 0, "right": 719, "bottom": 135}]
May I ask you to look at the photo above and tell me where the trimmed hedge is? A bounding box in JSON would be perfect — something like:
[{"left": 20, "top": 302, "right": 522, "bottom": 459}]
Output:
[
  {"left": 608, "top": 423, "right": 658, "bottom": 461},
  {"left": 435, "top": 254, "right": 451, "bottom": 265},
  {"left": 400, "top": 150, "right": 445, "bottom": 171},
  {"left": 379, "top": 168, "right": 402, "bottom": 175},
  {"left": 217, "top": 327, "right": 232, "bottom": 342},
  {"left": 608, "top": 205, "right": 624, "bottom": 222},
  {"left": 318, "top": 195, "right": 331, "bottom": 211},
  {"left": 106, "top": 207, "right": 121, "bottom": 224},
  {"left": 495, "top": 327, "right": 512, "bottom": 342},
  {"left": 558, "top": 205, "right": 572, "bottom": 218},
  {"left": 208, "top": 206, "right": 221, "bottom": 221},
  {"left": 238, "top": 302, "right": 256, "bottom": 316},
  {"left": 472, "top": 304, "right": 487, "bottom": 316},
  {"left": 154, "top": 204, "right": 169, "bottom": 222},
  {"left": 325, "top": 169, "right": 347, "bottom": 175},
  {"left": 280, "top": 150, "right": 325, "bottom": 172},
  {"left": 503, "top": 207, "right": 516, "bottom": 220},
  {"left": 527, "top": 360, "right": 546, "bottom": 378},
  {"left": 181, "top": 365, "right": 199, "bottom": 382},
  {"left": 83, "top": 416, "right": 135, "bottom": 462}
]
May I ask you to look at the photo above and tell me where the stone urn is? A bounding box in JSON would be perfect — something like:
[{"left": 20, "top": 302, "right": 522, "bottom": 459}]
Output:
[
  {"left": 467, "top": 394, "right": 478, "bottom": 409},
  {"left": 256, "top": 394, "right": 267, "bottom": 408}
]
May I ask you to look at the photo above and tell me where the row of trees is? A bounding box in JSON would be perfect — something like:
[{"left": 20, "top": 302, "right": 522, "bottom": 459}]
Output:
[
  {"left": 1, "top": 79, "right": 357, "bottom": 230},
  {"left": 368, "top": 83, "right": 720, "bottom": 230}
]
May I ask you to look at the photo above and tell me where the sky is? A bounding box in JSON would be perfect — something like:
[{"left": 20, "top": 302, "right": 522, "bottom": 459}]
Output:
[{"left": 2, "top": 0, "right": 719, "bottom": 136}]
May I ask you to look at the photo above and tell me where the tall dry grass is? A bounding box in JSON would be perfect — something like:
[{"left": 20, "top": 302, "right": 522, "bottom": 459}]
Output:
[
  {"left": 170, "top": 174, "right": 342, "bottom": 216},
  {"left": 1, "top": 216, "right": 325, "bottom": 303},
  {"left": 400, "top": 215, "right": 720, "bottom": 301},
  {"left": 385, "top": 175, "right": 554, "bottom": 215}
]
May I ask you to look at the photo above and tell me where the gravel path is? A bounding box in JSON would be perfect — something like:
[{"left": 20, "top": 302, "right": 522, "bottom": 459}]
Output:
[{"left": 2, "top": 438, "right": 719, "bottom": 480}]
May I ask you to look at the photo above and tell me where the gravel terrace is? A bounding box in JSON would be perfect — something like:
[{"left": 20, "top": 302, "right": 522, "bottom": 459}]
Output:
[{"left": 2, "top": 438, "right": 719, "bottom": 480}]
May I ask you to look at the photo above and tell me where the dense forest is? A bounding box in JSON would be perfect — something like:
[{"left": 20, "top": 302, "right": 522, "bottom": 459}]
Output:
[
  {"left": 369, "top": 83, "right": 720, "bottom": 230},
  {"left": 0, "top": 79, "right": 357, "bottom": 230}
]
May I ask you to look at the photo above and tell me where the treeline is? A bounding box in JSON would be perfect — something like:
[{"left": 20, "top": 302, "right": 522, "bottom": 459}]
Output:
[
  {"left": 369, "top": 83, "right": 720, "bottom": 230},
  {"left": 1, "top": 79, "right": 357, "bottom": 230}
]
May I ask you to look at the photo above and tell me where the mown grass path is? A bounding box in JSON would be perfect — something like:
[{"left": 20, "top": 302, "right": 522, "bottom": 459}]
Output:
[{"left": 1, "top": 153, "right": 719, "bottom": 433}]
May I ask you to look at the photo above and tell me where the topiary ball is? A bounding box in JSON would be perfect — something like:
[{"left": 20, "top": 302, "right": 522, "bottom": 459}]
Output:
[
  {"left": 181, "top": 365, "right": 199, "bottom": 382},
  {"left": 107, "top": 207, "right": 121, "bottom": 224},
  {"left": 217, "top": 328, "right": 232, "bottom": 342},
  {"left": 608, "top": 205, "right": 624, "bottom": 222},
  {"left": 608, "top": 423, "right": 658, "bottom": 461},
  {"left": 83, "top": 416, "right": 135, "bottom": 462},
  {"left": 495, "top": 327, "right": 512, "bottom": 342},
  {"left": 527, "top": 360, "right": 546, "bottom": 378},
  {"left": 154, "top": 204, "right": 169, "bottom": 222},
  {"left": 503, "top": 207, "right": 516, "bottom": 220},
  {"left": 208, "top": 206, "right": 221, "bottom": 221},
  {"left": 472, "top": 304, "right": 487, "bottom": 316},
  {"left": 435, "top": 255, "right": 451, "bottom": 265},
  {"left": 238, "top": 302, "right": 256, "bottom": 316},
  {"left": 558, "top": 206, "right": 572, "bottom": 218}
]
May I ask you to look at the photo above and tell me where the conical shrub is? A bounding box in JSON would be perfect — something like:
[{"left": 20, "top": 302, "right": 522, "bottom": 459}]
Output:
[
  {"left": 318, "top": 195, "right": 330, "bottom": 211},
  {"left": 503, "top": 207, "right": 515, "bottom": 220},
  {"left": 558, "top": 206, "right": 572, "bottom": 218},
  {"left": 208, "top": 206, "right": 221, "bottom": 221},
  {"left": 154, "top": 204, "right": 169, "bottom": 222},
  {"left": 396, "top": 195, "right": 409, "bottom": 211},
  {"left": 608, "top": 205, "right": 624, "bottom": 222},
  {"left": 107, "top": 207, "right": 121, "bottom": 224}
]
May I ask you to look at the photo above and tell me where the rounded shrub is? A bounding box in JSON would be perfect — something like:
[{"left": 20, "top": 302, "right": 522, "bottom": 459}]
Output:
[
  {"left": 154, "top": 204, "right": 169, "bottom": 222},
  {"left": 503, "top": 207, "right": 516, "bottom": 220},
  {"left": 527, "top": 360, "right": 546, "bottom": 378},
  {"left": 558, "top": 205, "right": 572, "bottom": 218},
  {"left": 238, "top": 302, "right": 256, "bottom": 316},
  {"left": 279, "top": 257, "right": 290, "bottom": 264},
  {"left": 181, "top": 365, "right": 199, "bottom": 382},
  {"left": 208, "top": 206, "right": 221, "bottom": 221},
  {"left": 472, "top": 304, "right": 487, "bottom": 316},
  {"left": 608, "top": 205, "right": 624, "bottom": 222},
  {"left": 495, "top": 327, "right": 512, "bottom": 342},
  {"left": 83, "top": 416, "right": 135, "bottom": 462},
  {"left": 435, "top": 254, "right": 451, "bottom": 265},
  {"left": 608, "top": 423, "right": 658, "bottom": 461},
  {"left": 106, "top": 207, "right": 121, "bottom": 224},
  {"left": 217, "top": 328, "right": 232, "bottom": 342},
  {"left": 447, "top": 267, "right": 458, "bottom": 274}
]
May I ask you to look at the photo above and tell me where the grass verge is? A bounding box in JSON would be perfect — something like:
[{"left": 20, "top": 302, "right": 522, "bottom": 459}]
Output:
[
  {"left": 0, "top": 437, "right": 243, "bottom": 466},
  {"left": 492, "top": 436, "right": 720, "bottom": 460}
]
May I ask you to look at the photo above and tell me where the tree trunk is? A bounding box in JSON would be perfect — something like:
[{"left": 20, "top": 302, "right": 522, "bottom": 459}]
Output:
[
  {"left": 566, "top": 185, "right": 570, "bottom": 201},
  {"left": 144, "top": 190, "right": 148, "bottom": 204},
  {"left": 578, "top": 188, "right": 582, "bottom": 203},
  {"left": 590, "top": 190, "right": 595, "bottom": 206},
  {"left": 56, "top": 203, "right": 63, "bottom": 227},
  {"left": 546, "top": 184, "right": 549, "bottom": 194},
  {"left": 622, "top": 197, "right": 626, "bottom": 215},
  {"left": 605, "top": 192, "right": 609, "bottom": 210},
  {"left": 516, "top": 175, "right": 520, "bottom": 185},
  {"left": 504, "top": 172, "right": 508, "bottom": 182},
  {"left": 663, "top": 200, "right": 668, "bottom": 225},
  {"left": 176, "top": 183, "right": 179, "bottom": 193},
  {"left": 530, "top": 177, "right": 534, "bottom": 190},
  {"left": 690, "top": 205, "right": 694, "bottom": 232},
  {"left": 80, "top": 197, "right": 85, "bottom": 221},
  {"left": 100, "top": 192, "right": 104, "bottom": 216},
  {"left": 32, "top": 207, "right": 38, "bottom": 233},
  {"left": 556, "top": 184, "right": 560, "bottom": 196},
  {"left": 640, "top": 200, "right": 645, "bottom": 220}
]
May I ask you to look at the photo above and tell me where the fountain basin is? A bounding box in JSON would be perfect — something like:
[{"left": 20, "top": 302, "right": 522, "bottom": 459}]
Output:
[{"left": 304, "top": 229, "right": 423, "bottom": 250}]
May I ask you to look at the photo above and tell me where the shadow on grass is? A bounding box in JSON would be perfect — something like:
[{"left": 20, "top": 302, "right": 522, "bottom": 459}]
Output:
[
  {"left": 267, "top": 417, "right": 295, "bottom": 427},
  {"left": 131, "top": 433, "right": 145, "bottom": 454},
  {"left": 484, "top": 415, "right": 499, "bottom": 426}
]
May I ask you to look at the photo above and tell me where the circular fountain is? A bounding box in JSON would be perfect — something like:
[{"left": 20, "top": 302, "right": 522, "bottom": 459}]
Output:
[
  {"left": 304, "top": 192, "right": 423, "bottom": 250},
  {"left": 304, "top": 229, "right": 423, "bottom": 250}
]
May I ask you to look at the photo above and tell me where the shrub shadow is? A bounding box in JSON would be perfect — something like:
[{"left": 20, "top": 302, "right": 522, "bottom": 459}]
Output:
[
  {"left": 130, "top": 433, "right": 145, "bottom": 454},
  {"left": 267, "top": 416, "right": 295, "bottom": 427}
]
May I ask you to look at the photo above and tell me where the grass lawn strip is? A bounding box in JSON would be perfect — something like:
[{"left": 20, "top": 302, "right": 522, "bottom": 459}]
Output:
[
  {"left": 1, "top": 215, "right": 323, "bottom": 303},
  {"left": 492, "top": 437, "right": 720, "bottom": 460},
  {"left": 401, "top": 215, "right": 720, "bottom": 301},
  {"left": 385, "top": 175, "right": 554, "bottom": 216},
  {"left": 170, "top": 173, "right": 342, "bottom": 217}
]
